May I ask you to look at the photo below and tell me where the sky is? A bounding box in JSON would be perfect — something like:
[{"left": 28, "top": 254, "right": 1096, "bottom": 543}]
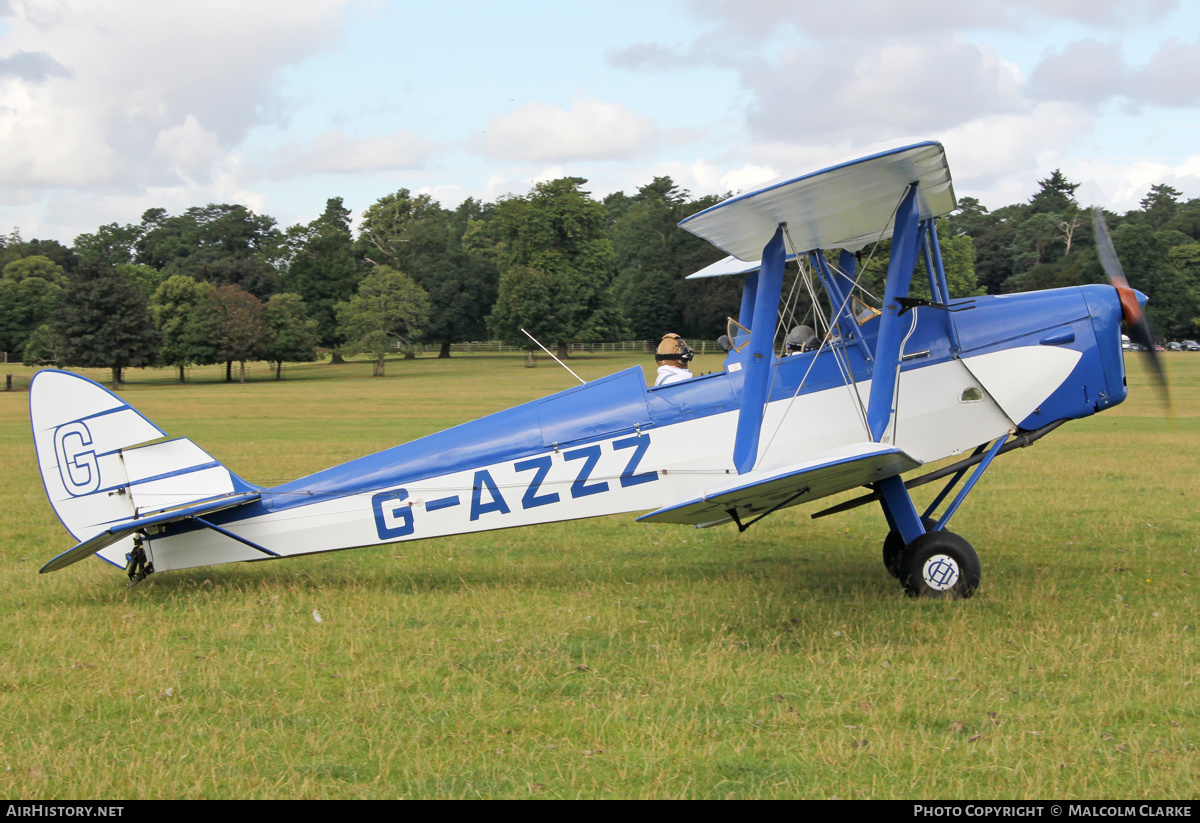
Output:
[{"left": 3, "top": 0, "right": 1200, "bottom": 245}]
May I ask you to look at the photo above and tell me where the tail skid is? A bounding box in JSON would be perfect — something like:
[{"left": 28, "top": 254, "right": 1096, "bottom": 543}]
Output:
[{"left": 29, "top": 370, "right": 259, "bottom": 573}]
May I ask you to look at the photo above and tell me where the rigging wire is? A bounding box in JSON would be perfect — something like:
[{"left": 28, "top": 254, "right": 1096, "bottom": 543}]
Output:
[
  {"left": 787, "top": 229, "right": 868, "bottom": 428},
  {"left": 755, "top": 188, "right": 914, "bottom": 462},
  {"left": 758, "top": 249, "right": 838, "bottom": 468},
  {"left": 776, "top": 260, "right": 806, "bottom": 352}
]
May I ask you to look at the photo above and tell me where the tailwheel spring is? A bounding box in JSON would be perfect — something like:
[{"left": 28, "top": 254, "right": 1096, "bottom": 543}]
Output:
[{"left": 124, "top": 535, "right": 154, "bottom": 588}]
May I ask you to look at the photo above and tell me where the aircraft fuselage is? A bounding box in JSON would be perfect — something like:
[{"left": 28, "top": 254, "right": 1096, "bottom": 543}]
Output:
[{"left": 135, "top": 283, "right": 1126, "bottom": 573}]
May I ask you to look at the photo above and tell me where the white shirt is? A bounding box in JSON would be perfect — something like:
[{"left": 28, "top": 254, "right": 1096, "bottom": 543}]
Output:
[{"left": 655, "top": 364, "right": 693, "bottom": 386}]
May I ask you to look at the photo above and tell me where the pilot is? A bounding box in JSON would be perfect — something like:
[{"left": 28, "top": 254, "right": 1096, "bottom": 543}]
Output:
[
  {"left": 784, "top": 325, "right": 819, "bottom": 355},
  {"left": 654, "top": 333, "right": 694, "bottom": 386}
]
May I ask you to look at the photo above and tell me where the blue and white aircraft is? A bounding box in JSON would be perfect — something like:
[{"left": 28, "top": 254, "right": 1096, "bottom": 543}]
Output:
[{"left": 31, "top": 139, "right": 1161, "bottom": 598}]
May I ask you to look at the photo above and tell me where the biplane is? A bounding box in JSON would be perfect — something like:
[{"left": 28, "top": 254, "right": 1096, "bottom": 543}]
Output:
[{"left": 31, "top": 139, "right": 1163, "bottom": 598}]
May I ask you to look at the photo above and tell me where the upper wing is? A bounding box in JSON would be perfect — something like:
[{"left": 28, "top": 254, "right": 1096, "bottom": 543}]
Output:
[
  {"left": 638, "top": 442, "right": 920, "bottom": 527},
  {"left": 679, "top": 139, "right": 955, "bottom": 258}
]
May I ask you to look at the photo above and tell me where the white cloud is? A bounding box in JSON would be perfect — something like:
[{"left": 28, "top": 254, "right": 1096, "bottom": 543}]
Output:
[
  {"left": 744, "top": 140, "right": 867, "bottom": 174},
  {"left": 939, "top": 102, "right": 1093, "bottom": 189},
  {"left": 0, "top": 80, "right": 117, "bottom": 186},
  {"left": 5, "top": 0, "right": 1200, "bottom": 247},
  {"left": 1067, "top": 153, "right": 1200, "bottom": 212},
  {"left": 476, "top": 96, "right": 659, "bottom": 162},
  {"left": 530, "top": 165, "right": 569, "bottom": 185},
  {"left": 0, "top": 0, "right": 350, "bottom": 191},
  {"left": 0, "top": 49, "right": 71, "bottom": 82},
  {"left": 743, "top": 36, "right": 1026, "bottom": 144},
  {"left": 16, "top": 168, "right": 270, "bottom": 245},
  {"left": 677, "top": 0, "right": 1176, "bottom": 38},
  {"left": 607, "top": 0, "right": 1194, "bottom": 216},
  {"left": 418, "top": 173, "right": 541, "bottom": 208},
  {"left": 595, "top": 158, "right": 775, "bottom": 201},
  {"left": 421, "top": 172, "right": 547, "bottom": 209},
  {"left": 481, "top": 173, "right": 527, "bottom": 202},
  {"left": 1028, "top": 35, "right": 1200, "bottom": 109},
  {"left": 1027, "top": 39, "right": 1128, "bottom": 107},
  {"left": 719, "top": 164, "right": 778, "bottom": 194},
  {"left": 1137, "top": 36, "right": 1200, "bottom": 107},
  {"left": 270, "top": 129, "right": 434, "bottom": 177},
  {"left": 151, "top": 115, "right": 223, "bottom": 183}
]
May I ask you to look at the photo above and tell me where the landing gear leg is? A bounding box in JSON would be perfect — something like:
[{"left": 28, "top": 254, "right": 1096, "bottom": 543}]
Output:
[{"left": 882, "top": 517, "right": 937, "bottom": 578}]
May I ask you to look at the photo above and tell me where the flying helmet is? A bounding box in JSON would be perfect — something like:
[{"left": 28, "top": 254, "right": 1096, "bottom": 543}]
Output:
[
  {"left": 785, "top": 325, "right": 819, "bottom": 354},
  {"left": 655, "top": 333, "right": 694, "bottom": 363}
]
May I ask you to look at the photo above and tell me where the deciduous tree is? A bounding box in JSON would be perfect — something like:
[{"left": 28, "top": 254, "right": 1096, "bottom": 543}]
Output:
[
  {"left": 136, "top": 205, "right": 282, "bottom": 299},
  {"left": 1112, "top": 224, "right": 1200, "bottom": 338},
  {"left": 211, "top": 284, "right": 266, "bottom": 383},
  {"left": 152, "top": 275, "right": 220, "bottom": 383},
  {"left": 282, "top": 197, "right": 364, "bottom": 355},
  {"left": 263, "top": 293, "right": 319, "bottom": 379},
  {"left": 0, "top": 255, "right": 67, "bottom": 358},
  {"left": 57, "top": 258, "right": 160, "bottom": 386},
  {"left": 3, "top": 254, "right": 67, "bottom": 286},
  {"left": 488, "top": 178, "right": 624, "bottom": 356},
  {"left": 336, "top": 267, "right": 430, "bottom": 377},
  {"left": 609, "top": 178, "right": 727, "bottom": 340},
  {"left": 1, "top": 232, "right": 76, "bottom": 272},
  {"left": 358, "top": 191, "right": 499, "bottom": 357},
  {"left": 21, "top": 323, "right": 66, "bottom": 366},
  {"left": 72, "top": 222, "right": 142, "bottom": 265},
  {"left": 487, "top": 265, "right": 576, "bottom": 353}
]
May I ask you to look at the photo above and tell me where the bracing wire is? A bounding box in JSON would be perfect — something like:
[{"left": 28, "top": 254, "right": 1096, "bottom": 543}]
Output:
[
  {"left": 776, "top": 262, "right": 805, "bottom": 352},
  {"left": 755, "top": 188, "right": 915, "bottom": 462}
]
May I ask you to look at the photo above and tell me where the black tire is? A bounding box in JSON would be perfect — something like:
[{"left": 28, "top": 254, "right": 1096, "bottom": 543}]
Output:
[
  {"left": 882, "top": 517, "right": 937, "bottom": 579},
  {"left": 898, "top": 530, "right": 981, "bottom": 599}
]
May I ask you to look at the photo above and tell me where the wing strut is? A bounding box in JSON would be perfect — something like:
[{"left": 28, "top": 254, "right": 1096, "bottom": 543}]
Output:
[
  {"left": 866, "top": 183, "right": 922, "bottom": 442},
  {"left": 731, "top": 224, "right": 786, "bottom": 474}
]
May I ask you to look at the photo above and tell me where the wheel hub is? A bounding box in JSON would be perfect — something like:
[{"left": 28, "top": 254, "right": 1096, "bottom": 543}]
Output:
[{"left": 922, "top": 554, "right": 960, "bottom": 591}]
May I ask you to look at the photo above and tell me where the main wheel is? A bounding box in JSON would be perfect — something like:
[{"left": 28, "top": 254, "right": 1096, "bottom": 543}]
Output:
[
  {"left": 882, "top": 517, "right": 937, "bottom": 578},
  {"left": 898, "top": 530, "right": 980, "bottom": 599}
]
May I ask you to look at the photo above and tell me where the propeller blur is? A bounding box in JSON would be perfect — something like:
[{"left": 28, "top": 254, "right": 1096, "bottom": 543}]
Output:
[{"left": 1092, "top": 207, "right": 1170, "bottom": 407}]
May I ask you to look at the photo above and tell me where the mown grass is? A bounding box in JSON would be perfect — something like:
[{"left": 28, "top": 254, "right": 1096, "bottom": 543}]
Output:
[{"left": 0, "top": 352, "right": 1196, "bottom": 799}]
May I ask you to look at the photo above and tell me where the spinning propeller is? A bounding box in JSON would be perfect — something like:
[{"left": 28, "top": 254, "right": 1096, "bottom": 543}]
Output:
[{"left": 1091, "top": 207, "right": 1170, "bottom": 407}]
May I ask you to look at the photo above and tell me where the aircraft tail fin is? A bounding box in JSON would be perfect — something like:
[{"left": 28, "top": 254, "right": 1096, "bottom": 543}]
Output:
[{"left": 30, "top": 370, "right": 258, "bottom": 571}]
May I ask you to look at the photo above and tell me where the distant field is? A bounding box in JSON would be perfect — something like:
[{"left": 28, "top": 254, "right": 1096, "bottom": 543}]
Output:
[{"left": 0, "top": 351, "right": 1196, "bottom": 799}]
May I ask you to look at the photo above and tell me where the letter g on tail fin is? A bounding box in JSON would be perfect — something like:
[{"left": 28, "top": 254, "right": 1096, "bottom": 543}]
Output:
[{"left": 30, "top": 371, "right": 164, "bottom": 547}]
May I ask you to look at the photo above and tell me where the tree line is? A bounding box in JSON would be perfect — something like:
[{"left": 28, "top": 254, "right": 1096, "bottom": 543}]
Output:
[{"left": 2, "top": 170, "right": 1198, "bottom": 385}]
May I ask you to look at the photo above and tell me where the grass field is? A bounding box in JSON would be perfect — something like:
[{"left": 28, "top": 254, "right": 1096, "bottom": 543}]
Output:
[{"left": 0, "top": 352, "right": 1196, "bottom": 799}]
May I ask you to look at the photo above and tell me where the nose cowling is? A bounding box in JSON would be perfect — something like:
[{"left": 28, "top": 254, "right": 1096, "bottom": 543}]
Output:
[{"left": 1076, "top": 284, "right": 1128, "bottom": 413}]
